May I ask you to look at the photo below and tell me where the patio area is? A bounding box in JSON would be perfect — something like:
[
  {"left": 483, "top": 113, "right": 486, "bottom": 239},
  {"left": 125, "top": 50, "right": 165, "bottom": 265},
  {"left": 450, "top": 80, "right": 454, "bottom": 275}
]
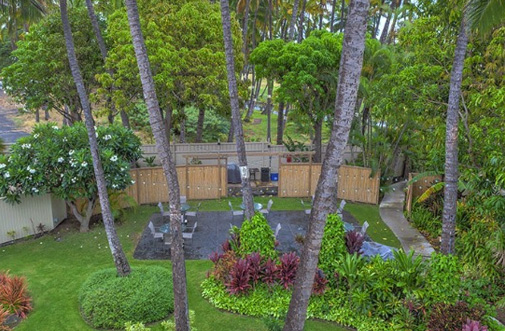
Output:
[{"left": 133, "top": 210, "right": 360, "bottom": 260}]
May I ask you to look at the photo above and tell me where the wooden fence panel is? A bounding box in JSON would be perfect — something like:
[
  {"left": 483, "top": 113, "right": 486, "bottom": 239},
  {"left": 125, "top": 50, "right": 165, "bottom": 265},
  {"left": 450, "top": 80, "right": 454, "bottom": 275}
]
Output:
[
  {"left": 279, "top": 164, "right": 380, "bottom": 204},
  {"left": 405, "top": 173, "right": 443, "bottom": 214}
]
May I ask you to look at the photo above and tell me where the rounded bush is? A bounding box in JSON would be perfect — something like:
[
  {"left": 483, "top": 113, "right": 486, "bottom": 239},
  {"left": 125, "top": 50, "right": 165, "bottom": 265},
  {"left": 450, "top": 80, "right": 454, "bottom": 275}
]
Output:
[{"left": 79, "top": 266, "right": 174, "bottom": 329}]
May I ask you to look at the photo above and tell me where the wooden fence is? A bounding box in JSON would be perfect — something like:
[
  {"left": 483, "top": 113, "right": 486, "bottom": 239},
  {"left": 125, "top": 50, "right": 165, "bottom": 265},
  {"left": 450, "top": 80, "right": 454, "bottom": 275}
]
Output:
[
  {"left": 124, "top": 165, "right": 227, "bottom": 203},
  {"left": 278, "top": 164, "right": 380, "bottom": 204},
  {"left": 405, "top": 173, "right": 443, "bottom": 214}
]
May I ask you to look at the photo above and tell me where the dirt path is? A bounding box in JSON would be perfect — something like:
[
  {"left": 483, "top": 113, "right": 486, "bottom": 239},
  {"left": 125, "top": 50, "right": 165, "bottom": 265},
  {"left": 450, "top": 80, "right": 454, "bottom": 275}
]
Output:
[{"left": 0, "top": 89, "right": 28, "bottom": 143}]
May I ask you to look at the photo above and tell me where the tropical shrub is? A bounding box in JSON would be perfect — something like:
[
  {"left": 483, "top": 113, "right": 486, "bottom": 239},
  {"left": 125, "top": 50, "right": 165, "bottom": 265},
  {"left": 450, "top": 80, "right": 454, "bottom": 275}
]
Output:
[
  {"left": 277, "top": 252, "right": 299, "bottom": 289},
  {"left": 239, "top": 213, "right": 276, "bottom": 258},
  {"left": 0, "top": 271, "right": 32, "bottom": 319},
  {"left": 462, "top": 319, "right": 489, "bottom": 331},
  {"left": 318, "top": 213, "right": 346, "bottom": 277},
  {"left": 410, "top": 205, "right": 442, "bottom": 239},
  {"left": 345, "top": 230, "right": 365, "bottom": 255},
  {"left": 427, "top": 302, "right": 486, "bottom": 331},
  {"left": 312, "top": 269, "right": 328, "bottom": 296},
  {"left": 79, "top": 266, "right": 174, "bottom": 329},
  {"left": 0, "top": 308, "right": 9, "bottom": 331},
  {"left": 424, "top": 253, "right": 462, "bottom": 305},
  {"left": 226, "top": 259, "right": 252, "bottom": 295},
  {"left": 246, "top": 253, "right": 262, "bottom": 285},
  {"left": 210, "top": 250, "right": 238, "bottom": 283},
  {"left": 260, "top": 258, "right": 278, "bottom": 286}
]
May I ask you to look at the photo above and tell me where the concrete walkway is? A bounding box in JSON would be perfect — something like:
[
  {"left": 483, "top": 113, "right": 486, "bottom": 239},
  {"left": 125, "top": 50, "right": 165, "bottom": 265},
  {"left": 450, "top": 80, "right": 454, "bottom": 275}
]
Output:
[
  {"left": 0, "top": 89, "right": 28, "bottom": 143},
  {"left": 379, "top": 181, "right": 434, "bottom": 257}
]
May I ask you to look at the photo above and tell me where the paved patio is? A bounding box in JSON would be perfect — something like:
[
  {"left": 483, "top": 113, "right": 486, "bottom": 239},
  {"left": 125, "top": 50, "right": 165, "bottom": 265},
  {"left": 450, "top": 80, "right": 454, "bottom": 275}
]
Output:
[{"left": 133, "top": 210, "right": 359, "bottom": 260}]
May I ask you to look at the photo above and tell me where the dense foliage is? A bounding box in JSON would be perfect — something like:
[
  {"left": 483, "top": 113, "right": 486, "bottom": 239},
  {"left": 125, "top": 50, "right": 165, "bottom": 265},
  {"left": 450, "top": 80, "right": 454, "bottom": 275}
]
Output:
[
  {"left": 238, "top": 213, "right": 276, "bottom": 258},
  {"left": 0, "top": 123, "right": 141, "bottom": 231},
  {"left": 203, "top": 213, "right": 499, "bottom": 330},
  {"left": 0, "top": 271, "right": 32, "bottom": 320},
  {"left": 79, "top": 266, "right": 174, "bottom": 329}
]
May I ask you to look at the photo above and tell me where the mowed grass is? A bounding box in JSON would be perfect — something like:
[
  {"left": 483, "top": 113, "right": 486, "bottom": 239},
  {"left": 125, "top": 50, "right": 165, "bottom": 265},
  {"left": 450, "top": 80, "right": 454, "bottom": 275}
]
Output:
[{"left": 1, "top": 205, "right": 352, "bottom": 331}]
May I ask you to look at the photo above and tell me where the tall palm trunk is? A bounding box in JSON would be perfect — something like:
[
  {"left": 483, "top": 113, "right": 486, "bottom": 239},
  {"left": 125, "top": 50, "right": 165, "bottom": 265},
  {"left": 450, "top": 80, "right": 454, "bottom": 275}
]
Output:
[
  {"left": 441, "top": 18, "right": 468, "bottom": 254},
  {"left": 84, "top": 0, "right": 130, "bottom": 128},
  {"left": 241, "top": 0, "right": 252, "bottom": 79},
  {"left": 283, "top": 0, "right": 370, "bottom": 329},
  {"left": 329, "top": 0, "right": 337, "bottom": 32},
  {"left": 288, "top": 0, "right": 300, "bottom": 40},
  {"left": 339, "top": 0, "right": 346, "bottom": 32},
  {"left": 297, "top": 0, "right": 307, "bottom": 42},
  {"left": 123, "top": 0, "right": 190, "bottom": 329},
  {"left": 59, "top": 0, "right": 130, "bottom": 277},
  {"left": 386, "top": 0, "right": 401, "bottom": 44},
  {"left": 276, "top": 101, "right": 285, "bottom": 145},
  {"left": 379, "top": 2, "right": 392, "bottom": 43},
  {"left": 220, "top": 0, "right": 255, "bottom": 219}
]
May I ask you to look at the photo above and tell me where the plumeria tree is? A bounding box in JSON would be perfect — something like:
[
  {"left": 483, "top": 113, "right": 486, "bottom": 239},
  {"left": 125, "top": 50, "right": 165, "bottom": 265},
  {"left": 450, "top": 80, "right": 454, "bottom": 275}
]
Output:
[{"left": 0, "top": 123, "right": 141, "bottom": 232}]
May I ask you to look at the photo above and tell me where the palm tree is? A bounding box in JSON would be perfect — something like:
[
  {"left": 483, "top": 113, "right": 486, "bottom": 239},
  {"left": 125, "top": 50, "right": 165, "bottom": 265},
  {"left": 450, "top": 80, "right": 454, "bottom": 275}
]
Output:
[
  {"left": 0, "top": 0, "right": 46, "bottom": 49},
  {"left": 220, "top": 0, "right": 255, "bottom": 219},
  {"left": 441, "top": 0, "right": 505, "bottom": 254},
  {"left": 58, "top": 0, "right": 131, "bottom": 276},
  {"left": 123, "top": 0, "right": 190, "bottom": 329},
  {"left": 288, "top": 0, "right": 300, "bottom": 40},
  {"left": 283, "top": 0, "right": 370, "bottom": 329}
]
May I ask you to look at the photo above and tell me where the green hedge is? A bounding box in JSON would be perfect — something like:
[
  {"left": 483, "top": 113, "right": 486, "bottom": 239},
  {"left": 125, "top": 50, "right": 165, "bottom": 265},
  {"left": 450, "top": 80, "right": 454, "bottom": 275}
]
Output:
[{"left": 79, "top": 266, "right": 174, "bottom": 329}]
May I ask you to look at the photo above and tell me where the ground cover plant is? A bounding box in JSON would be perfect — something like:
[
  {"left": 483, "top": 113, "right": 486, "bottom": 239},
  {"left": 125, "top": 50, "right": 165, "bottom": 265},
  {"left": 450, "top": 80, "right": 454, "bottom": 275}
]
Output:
[
  {"left": 0, "top": 205, "right": 340, "bottom": 331},
  {"left": 0, "top": 271, "right": 32, "bottom": 330},
  {"left": 202, "top": 213, "right": 501, "bottom": 330},
  {"left": 79, "top": 266, "right": 174, "bottom": 329}
]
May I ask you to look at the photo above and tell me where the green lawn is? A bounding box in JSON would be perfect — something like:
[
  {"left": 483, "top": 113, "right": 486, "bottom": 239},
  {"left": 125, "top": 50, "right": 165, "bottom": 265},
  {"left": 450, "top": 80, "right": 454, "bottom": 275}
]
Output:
[{"left": 1, "top": 205, "right": 350, "bottom": 331}]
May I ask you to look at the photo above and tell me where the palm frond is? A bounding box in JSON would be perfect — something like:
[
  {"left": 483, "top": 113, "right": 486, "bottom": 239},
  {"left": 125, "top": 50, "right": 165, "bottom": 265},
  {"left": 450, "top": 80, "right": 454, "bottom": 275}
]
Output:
[
  {"left": 467, "top": 0, "right": 505, "bottom": 34},
  {"left": 416, "top": 181, "right": 445, "bottom": 203},
  {"left": 406, "top": 171, "right": 443, "bottom": 186}
]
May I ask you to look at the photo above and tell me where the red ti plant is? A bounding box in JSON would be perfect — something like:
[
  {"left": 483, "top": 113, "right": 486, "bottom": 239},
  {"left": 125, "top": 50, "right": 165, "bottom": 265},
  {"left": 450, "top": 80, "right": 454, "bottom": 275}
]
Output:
[
  {"left": 312, "top": 269, "right": 328, "bottom": 295},
  {"left": 0, "top": 307, "right": 10, "bottom": 331},
  {"left": 261, "top": 258, "right": 279, "bottom": 286},
  {"left": 212, "top": 250, "right": 238, "bottom": 283},
  {"left": 345, "top": 230, "right": 365, "bottom": 255},
  {"left": 278, "top": 252, "right": 299, "bottom": 289},
  {"left": 226, "top": 258, "right": 252, "bottom": 295},
  {"left": 0, "top": 271, "right": 32, "bottom": 319},
  {"left": 246, "top": 253, "right": 262, "bottom": 285}
]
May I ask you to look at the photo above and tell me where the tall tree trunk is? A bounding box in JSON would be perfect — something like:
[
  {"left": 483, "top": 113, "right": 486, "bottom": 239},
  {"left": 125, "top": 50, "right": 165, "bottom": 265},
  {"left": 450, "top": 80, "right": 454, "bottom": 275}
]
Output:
[
  {"left": 241, "top": 0, "right": 252, "bottom": 78},
  {"left": 339, "top": 0, "right": 346, "bottom": 32},
  {"left": 441, "top": 19, "right": 468, "bottom": 255},
  {"left": 379, "top": 5, "right": 392, "bottom": 43},
  {"left": 386, "top": 0, "right": 401, "bottom": 44},
  {"left": 329, "top": 0, "right": 337, "bottom": 32},
  {"left": 298, "top": 0, "right": 308, "bottom": 42},
  {"left": 179, "top": 117, "right": 186, "bottom": 143},
  {"left": 313, "top": 116, "right": 322, "bottom": 163},
  {"left": 318, "top": 0, "right": 324, "bottom": 29},
  {"left": 220, "top": 0, "right": 255, "bottom": 219},
  {"left": 228, "top": 121, "right": 234, "bottom": 142},
  {"left": 196, "top": 108, "right": 205, "bottom": 142},
  {"left": 59, "top": 0, "right": 131, "bottom": 277},
  {"left": 283, "top": 0, "right": 370, "bottom": 329},
  {"left": 266, "top": 80, "right": 273, "bottom": 142},
  {"left": 35, "top": 109, "right": 40, "bottom": 123},
  {"left": 120, "top": 110, "right": 130, "bottom": 128},
  {"left": 123, "top": 0, "right": 190, "bottom": 329},
  {"left": 276, "top": 101, "right": 285, "bottom": 145},
  {"left": 288, "top": 0, "right": 300, "bottom": 40}
]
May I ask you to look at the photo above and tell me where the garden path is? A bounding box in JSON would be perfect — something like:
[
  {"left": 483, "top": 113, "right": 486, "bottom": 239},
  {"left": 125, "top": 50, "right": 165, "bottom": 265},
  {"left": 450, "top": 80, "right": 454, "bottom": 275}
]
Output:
[
  {"left": 0, "top": 89, "right": 28, "bottom": 143},
  {"left": 379, "top": 181, "right": 434, "bottom": 257}
]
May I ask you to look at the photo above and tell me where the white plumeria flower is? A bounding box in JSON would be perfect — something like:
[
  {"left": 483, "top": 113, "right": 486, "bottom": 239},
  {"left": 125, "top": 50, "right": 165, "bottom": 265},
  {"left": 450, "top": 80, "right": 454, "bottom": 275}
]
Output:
[
  {"left": 27, "top": 166, "right": 36, "bottom": 174},
  {"left": 71, "top": 177, "right": 77, "bottom": 183},
  {"left": 57, "top": 157, "right": 64, "bottom": 163},
  {"left": 131, "top": 180, "right": 135, "bottom": 184},
  {"left": 68, "top": 150, "right": 75, "bottom": 156},
  {"left": 81, "top": 162, "right": 88, "bottom": 167},
  {"left": 110, "top": 155, "right": 118, "bottom": 162},
  {"left": 104, "top": 134, "right": 112, "bottom": 141},
  {"left": 95, "top": 132, "right": 98, "bottom": 138},
  {"left": 52, "top": 126, "right": 59, "bottom": 130},
  {"left": 0, "top": 164, "right": 5, "bottom": 169},
  {"left": 120, "top": 167, "right": 125, "bottom": 172},
  {"left": 4, "top": 172, "right": 10, "bottom": 178},
  {"left": 63, "top": 137, "right": 67, "bottom": 142},
  {"left": 21, "top": 143, "right": 31, "bottom": 149},
  {"left": 60, "top": 174, "right": 64, "bottom": 178},
  {"left": 32, "top": 187, "right": 39, "bottom": 193},
  {"left": 112, "top": 184, "right": 118, "bottom": 189},
  {"left": 34, "top": 133, "right": 39, "bottom": 139}
]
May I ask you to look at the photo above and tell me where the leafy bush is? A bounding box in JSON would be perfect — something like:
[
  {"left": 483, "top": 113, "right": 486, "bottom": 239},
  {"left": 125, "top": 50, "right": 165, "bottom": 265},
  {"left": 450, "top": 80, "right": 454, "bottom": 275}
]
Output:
[
  {"left": 427, "top": 302, "right": 485, "bottom": 331},
  {"left": 226, "top": 259, "right": 252, "bottom": 295},
  {"left": 0, "top": 271, "right": 32, "bottom": 318},
  {"left": 312, "top": 269, "right": 328, "bottom": 296},
  {"left": 410, "top": 205, "right": 442, "bottom": 238},
  {"left": 79, "top": 266, "right": 174, "bottom": 329},
  {"left": 260, "top": 258, "right": 279, "bottom": 286},
  {"left": 183, "top": 107, "right": 230, "bottom": 143},
  {"left": 319, "top": 214, "right": 346, "bottom": 277},
  {"left": 239, "top": 213, "right": 276, "bottom": 258},
  {"left": 345, "top": 230, "right": 365, "bottom": 255},
  {"left": 210, "top": 250, "right": 238, "bottom": 283},
  {"left": 246, "top": 253, "right": 262, "bottom": 285},
  {"left": 424, "top": 253, "right": 462, "bottom": 305},
  {"left": 391, "top": 250, "right": 425, "bottom": 294},
  {"left": 278, "top": 252, "right": 299, "bottom": 289}
]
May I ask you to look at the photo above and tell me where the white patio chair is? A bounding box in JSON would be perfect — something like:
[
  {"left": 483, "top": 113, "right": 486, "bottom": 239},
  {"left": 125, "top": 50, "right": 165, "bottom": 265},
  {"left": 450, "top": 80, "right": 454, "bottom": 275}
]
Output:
[
  {"left": 274, "top": 223, "right": 282, "bottom": 239},
  {"left": 148, "top": 221, "right": 163, "bottom": 240},
  {"left": 185, "top": 202, "right": 201, "bottom": 218},
  {"left": 157, "top": 202, "right": 164, "bottom": 214},
  {"left": 360, "top": 221, "right": 369, "bottom": 235},
  {"left": 337, "top": 199, "right": 347, "bottom": 214},
  {"left": 301, "top": 199, "right": 311, "bottom": 215},
  {"left": 180, "top": 196, "right": 187, "bottom": 203},
  {"left": 228, "top": 201, "right": 244, "bottom": 219},
  {"left": 183, "top": 221, "right": 197, "bottom": 245},
  {"left": 260, "top": 199, "right": 274, "bottom": 218}
]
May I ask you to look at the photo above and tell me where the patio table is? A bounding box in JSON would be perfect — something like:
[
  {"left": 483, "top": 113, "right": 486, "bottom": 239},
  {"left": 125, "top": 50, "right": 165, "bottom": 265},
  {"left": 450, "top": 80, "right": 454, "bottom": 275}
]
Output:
[
  {"left": 240, "top": 202, "right": 263, "bottom": 211},
  {"left": 159, "top": 221, "right": 189, "bottom": 234},
  {"left": 162, "top": 203, "right": 191, "bottom": 217}
]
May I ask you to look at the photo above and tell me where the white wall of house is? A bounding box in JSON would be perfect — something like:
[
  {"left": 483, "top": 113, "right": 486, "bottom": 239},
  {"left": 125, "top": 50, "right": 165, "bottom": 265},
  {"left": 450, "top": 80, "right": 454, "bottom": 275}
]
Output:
[{"left": 0, "top": 194, "right": 67, "bottom": 245}]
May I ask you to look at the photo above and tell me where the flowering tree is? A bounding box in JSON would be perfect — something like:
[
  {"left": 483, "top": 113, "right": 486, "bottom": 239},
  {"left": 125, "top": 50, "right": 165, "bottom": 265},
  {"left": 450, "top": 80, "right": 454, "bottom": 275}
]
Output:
[{"left": 0, "top": 123, "right": 141, "bottom": 232}]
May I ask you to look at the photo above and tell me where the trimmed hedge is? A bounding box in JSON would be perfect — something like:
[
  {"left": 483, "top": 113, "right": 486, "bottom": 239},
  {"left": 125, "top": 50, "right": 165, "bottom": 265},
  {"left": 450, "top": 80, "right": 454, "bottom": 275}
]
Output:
[{"left": 79, "top": 266, "right": 174, "bottom": 329}]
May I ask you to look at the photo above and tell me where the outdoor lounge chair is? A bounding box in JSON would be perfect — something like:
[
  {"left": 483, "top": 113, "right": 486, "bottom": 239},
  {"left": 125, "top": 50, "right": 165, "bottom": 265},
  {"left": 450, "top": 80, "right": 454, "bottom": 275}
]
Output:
[
  {"left": 228, "top": 201, "right": 244, "bottom": 219},
  {"left": 337, "top": 200, "right": 346, "bottom": 218},
  {"left": 183, "top": 221, "right": 197, "bottom": 245},
  {"left": 148, "top": 221, "right": 163, "bottom": 240},
  {"left": 185, "top": 202, "right": 201, "bottom": 219},
  {"left": 260, "top": 199, "right": 273, "bottom": 218},
  {"left": 301, "top": 199, "right": 311, "bottom": 215},
  {"left": 274, "top": 223, "right": 282, "bottom": 239}
]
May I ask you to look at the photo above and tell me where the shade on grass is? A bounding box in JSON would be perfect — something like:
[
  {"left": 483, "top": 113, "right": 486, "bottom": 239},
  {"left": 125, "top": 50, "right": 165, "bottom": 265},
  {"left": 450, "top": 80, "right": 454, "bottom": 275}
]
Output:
[{"left": 0, "top": 205, "right": 347, "bottom": 331}]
